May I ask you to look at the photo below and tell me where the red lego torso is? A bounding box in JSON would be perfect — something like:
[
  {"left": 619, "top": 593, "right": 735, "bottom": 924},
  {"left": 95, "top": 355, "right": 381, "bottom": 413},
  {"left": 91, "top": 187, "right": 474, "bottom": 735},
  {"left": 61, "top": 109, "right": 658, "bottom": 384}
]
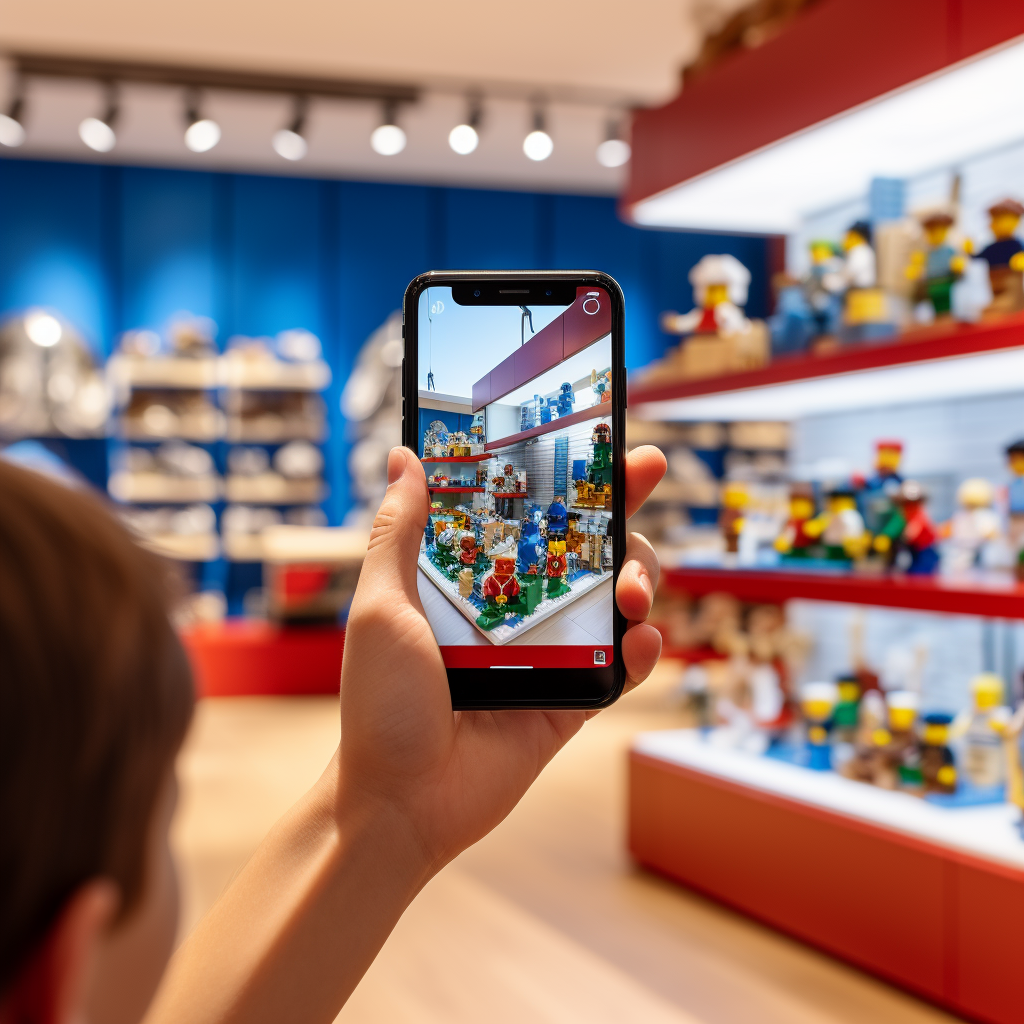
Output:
[{"left": 483, "top": 571, "right": 520, "bottom": 599}]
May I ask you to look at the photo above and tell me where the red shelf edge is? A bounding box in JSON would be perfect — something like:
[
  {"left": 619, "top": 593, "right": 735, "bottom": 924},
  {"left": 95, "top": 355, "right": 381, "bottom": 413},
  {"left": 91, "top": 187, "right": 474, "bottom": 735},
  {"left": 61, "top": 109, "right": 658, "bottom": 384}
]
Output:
[
  {"left": 427, "top": 486, "right": 485, "bottom": 492},
  {"left": 662, "top": 567, "right": 1024, "bottom": 619},
  {"left": 421, "top": 454, "right": 494, "bottom": 463},
  {"left": 628, "top": 314, "right": 1024, "bottom": 406},
  {"left": 485, "top": 403, "right": 611, "bottom": 450}
]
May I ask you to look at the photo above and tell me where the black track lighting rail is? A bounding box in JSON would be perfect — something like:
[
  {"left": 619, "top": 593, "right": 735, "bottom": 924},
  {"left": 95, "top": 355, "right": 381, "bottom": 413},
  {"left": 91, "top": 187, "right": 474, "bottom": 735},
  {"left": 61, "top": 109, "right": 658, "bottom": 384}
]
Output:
[{"left": 8, "top": 51, "right": 420, "bottom": 104}]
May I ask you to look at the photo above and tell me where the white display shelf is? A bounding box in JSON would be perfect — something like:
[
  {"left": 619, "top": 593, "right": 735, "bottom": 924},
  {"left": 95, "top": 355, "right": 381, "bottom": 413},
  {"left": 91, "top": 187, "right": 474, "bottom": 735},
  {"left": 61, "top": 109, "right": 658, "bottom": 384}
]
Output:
[
  {"left": 225, "top": 421, "right": 327, "bottom": 444},
  {"left": 224, "top": 474, "right": 326, "bottom": 504},
  {"left": 220, "top": 357, "right": 331, "bottom": 391},
  {"left": 109, "top": 356, "right": 220, "bottom": 390},
  {"left": 140, "top": 532, "right": 220, "bottom": 562},
  {"left": 633, "top": 729, "right": 1024, "bottom": 870},
  {"left": 108, "top": 471, "right": 221, "bottom": 504}
]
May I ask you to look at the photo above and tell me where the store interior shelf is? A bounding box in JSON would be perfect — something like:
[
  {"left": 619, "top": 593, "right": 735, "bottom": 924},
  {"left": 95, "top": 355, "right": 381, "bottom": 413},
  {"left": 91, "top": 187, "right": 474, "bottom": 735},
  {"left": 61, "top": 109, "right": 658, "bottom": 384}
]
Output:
[
  {"left": 421, "top": 454, "right": 493, "bottom": 463},
  {"left": 427, "top": 485, "right": 485, "bottom": 493},
  {"left": 628, "top": 313, "right": 1024, "bottom": 418},
  {"left": 485, "top": 403, "right": 610, "bottom": 451},
  {"left": 662, "top": 566, "right": 1024, "bottom": 619}
]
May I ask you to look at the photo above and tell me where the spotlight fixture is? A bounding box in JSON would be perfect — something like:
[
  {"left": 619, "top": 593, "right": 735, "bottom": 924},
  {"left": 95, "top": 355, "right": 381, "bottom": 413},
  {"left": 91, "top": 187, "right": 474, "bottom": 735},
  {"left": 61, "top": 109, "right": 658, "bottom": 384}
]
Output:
[
  {"left": 596, "top": 115, "right": 631, "bottom": 168},
  {"left": 448, "top": 94, "right": 481, "bottom": 155},
  {"left": 370, "top": 101, "right": 406, "bottom": 156},
  {"left": 183, "top": 89, "right": 221, "bottom": 153},
  {"left": 523, "top": 105, "right": 553, "bottom": 162},
  {"left": 25, "top": 310, "right": 63, "bottom": 348},
  {"left": 78, "top": 81, "right": 118, "bottom": 153},
  {"left": 0, "top": 85, "right": 26, "bottom": 148},
  {"left": 272, "top": 95, "right": 309, "bottom": 161}
]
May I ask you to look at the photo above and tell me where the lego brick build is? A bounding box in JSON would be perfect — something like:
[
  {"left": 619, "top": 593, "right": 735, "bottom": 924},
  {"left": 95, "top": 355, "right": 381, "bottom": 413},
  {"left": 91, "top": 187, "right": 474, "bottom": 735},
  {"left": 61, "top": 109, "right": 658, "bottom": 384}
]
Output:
[{"left": 417, "top": 286, "right": 613, "bottom": 658}]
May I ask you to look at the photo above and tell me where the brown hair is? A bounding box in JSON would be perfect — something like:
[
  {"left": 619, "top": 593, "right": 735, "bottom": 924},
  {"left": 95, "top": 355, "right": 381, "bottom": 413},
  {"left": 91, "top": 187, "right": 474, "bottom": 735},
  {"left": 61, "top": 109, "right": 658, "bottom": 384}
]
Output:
[{"left": 0, "top": 461, "right": 195, "bottom": 992}]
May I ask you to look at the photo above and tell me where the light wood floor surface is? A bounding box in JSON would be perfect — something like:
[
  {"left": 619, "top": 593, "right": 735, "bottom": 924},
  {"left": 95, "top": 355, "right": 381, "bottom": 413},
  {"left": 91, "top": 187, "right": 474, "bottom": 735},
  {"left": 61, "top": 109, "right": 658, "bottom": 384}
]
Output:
[{"left": 172, "top": 664, "right": 963, "bottom": 1024}]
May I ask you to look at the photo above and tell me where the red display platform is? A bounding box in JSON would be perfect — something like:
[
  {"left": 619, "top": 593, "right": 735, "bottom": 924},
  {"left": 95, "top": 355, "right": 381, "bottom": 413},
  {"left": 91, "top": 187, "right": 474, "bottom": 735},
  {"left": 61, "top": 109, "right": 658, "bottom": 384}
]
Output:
[
  {"left": 662, "top": 566, "right": 1024, "bottom": 619},
  {"left": 628, "top": 313, "right": 1024, "bottom": 407},
  {"left": 181, "top": 619, "right": 344, "bottom": 697},
  {"left": 629, "top": 733, "right": 1024, "bottom": 1024}
]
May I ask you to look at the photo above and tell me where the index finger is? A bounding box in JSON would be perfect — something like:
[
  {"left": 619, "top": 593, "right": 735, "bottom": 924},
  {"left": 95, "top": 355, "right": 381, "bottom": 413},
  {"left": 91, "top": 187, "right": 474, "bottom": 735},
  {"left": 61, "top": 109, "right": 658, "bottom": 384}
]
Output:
[{"left": 624, "top": 445, "right": 667, "bottom": 519}]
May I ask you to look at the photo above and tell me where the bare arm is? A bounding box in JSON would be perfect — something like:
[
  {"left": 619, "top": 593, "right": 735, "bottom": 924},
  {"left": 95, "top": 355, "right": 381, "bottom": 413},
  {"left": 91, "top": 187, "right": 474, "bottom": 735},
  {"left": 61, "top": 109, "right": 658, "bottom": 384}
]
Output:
[{"left": 145, "top": 445, "right": 666, "bottom": 1024}]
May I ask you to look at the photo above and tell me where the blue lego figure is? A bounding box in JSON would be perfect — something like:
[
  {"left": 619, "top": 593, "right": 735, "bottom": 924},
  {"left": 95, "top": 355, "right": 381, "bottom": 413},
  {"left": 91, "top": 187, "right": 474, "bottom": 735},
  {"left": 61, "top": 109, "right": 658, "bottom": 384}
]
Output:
[
  {"left": 540, "top": 400, "right": 552, "bottom": 425},
  {"left": 768, "top": 283, "right": 814, "bottom": 356},
  {"left": 517, "top": 518, "right": 546, "bottom": 575},
  {"left": 546, "top": 497, "right": 569, "bottom": 537},
  {"left": 556, "top": 381, "right": 575, "bottom": 418}
]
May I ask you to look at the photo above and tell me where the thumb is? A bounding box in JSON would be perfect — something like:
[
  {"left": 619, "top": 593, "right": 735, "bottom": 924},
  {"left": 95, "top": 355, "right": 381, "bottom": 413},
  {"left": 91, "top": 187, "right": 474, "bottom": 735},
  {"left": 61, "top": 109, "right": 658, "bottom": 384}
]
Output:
[{"left": 356, "top": 446, "right": 429, "bottom": 603}]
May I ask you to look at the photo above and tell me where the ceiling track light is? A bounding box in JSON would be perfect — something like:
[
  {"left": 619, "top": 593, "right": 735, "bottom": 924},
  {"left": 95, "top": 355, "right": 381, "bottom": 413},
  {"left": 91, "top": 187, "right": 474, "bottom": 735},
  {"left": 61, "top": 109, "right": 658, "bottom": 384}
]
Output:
[
  {"left": 79, "top": 80, "right": 119, "bottom": 153},
  {"left": 273, "top": 94, "right": 309, "bottom": 161},
  {"left": 371, "top": 100, "right": 406, "bottom": 156},
  {"left": 449, "top": 93, "right": 482, "bottom": 155},
  {"left": 0, "top": 80, "right": 26, "bottom": 148},
  {"left": 596, "top": 112, "right": 631, "bottom": 168},
  {"left": 183, "top": 88, "right": 221, "bottom": 153},
  {"left": 523, "top": 103, "right": 553, "bottom": 162}
]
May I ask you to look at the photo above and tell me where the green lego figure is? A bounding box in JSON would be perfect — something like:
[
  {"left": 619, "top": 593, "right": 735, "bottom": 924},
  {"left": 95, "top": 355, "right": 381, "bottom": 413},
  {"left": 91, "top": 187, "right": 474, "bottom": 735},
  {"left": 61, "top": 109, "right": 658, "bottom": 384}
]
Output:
[{"left": 589, "top": 422, "right": 613, "bottom": 488}]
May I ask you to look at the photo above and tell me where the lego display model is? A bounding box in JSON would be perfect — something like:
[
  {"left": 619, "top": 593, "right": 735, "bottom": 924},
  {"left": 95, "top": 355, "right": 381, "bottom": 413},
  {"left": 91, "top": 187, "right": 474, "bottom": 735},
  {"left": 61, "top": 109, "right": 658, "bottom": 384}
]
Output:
[{"left": 419, "top": 418, "right": 614, "bottom": 644}]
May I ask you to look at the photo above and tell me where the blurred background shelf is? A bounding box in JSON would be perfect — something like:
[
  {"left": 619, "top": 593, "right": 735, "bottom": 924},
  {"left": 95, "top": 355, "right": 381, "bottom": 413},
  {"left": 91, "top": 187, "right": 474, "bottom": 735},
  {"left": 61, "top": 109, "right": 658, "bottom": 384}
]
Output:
[
  {"left": 224, "top": 475, "right": 326, "bottom": 504},
  {"left": 141, "top": 532, "right": 220, "bottom": 562},
  {"left": 109, "top": 356, "right": 219, "bottom": 389},
  {"left": 220, "top": 358, "right": 331, "bottom": 391},
  {"left": 108, "top": 471, "right": 221, "bottom": 503}
]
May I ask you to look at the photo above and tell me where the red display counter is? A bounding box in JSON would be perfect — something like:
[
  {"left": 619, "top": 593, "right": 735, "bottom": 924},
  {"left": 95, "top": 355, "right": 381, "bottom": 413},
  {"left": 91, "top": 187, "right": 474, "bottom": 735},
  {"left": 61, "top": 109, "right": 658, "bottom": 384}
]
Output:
[
  {"left": 181, "top": 620, "right": 345, "bottom": 697},
  {"left": 629, "top": 731, "right": 1024, "bottom": 1024}
]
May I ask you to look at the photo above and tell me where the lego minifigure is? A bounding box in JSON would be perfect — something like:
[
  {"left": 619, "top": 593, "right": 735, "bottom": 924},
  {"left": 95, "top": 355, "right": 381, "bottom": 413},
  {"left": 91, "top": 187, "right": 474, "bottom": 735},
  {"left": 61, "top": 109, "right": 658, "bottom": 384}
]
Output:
[
  {"left": 810, "top": 485, "right": 869, "bottom": 562},
  {"left": 876, "top": 690, "right": 921, "bottom": 790},
  {"left": 832, "top": 674, "right": 862, "bottom": 745},
  {"left": 459, "top": 532, "right": 482, "bottom": 568},
  {"left": 458, "top": 567, "right": 474, "bottom": 599},
  {"left": 1006, "top": 439, "right": 1024, "bottom": 581},
  {"left": 942, "top": 477, "right": 1001, "bottom": 573},
  {"left": 546, "top": 539, "right": 570, "bottom": 598},
  {"left": 719, "top": 481, "right": 748, "bottom": 556},
  {"left": 546, "top": 496, "right": 569, "bottom": 539},
  {"left": 801, "top": 681, "right": 838, "bottom": 771},
  {"left": 859, "top": 439, "right": 904, "bottom": 534},
  {"left": 556, "top": 381, "right": 575, "bottom": 418},
  {"left": 873, "top": 481, "right": 939, "bottom": 575},
  {"left": 953, "top": 674, "right": 1011, "bottom": 789},
  {"left": 906, "top": 208, "right": 968, "bottom": 318},
  {"left": 434, "top": 525, "right": 458, "bottom": 570},
  {"left": 920, "top": 712, "right": 957, "bottom": 795},
  {"left": 661, "top": 254, "right": 752, "bottom": 337},
  {"left": 803, "top": 239, "right": 843, "bottom": 342},
  {"left": 590, "top": 423, "right": 613, "bottom": 489},
  {"left": 1000, "top": 701, "right": 1024, "bottom": 827},
  {"left": 476, "top": 556, "right": 521, "bottom": 630},
  {"left": 591, "top": 368, "right": 612, "bottom": 403},
  {"left": 840, "top": 688, "right": 887, "bottom": 783},
  {"left": 830, "top": 221, "right": 896, "bottom": 343},
  {"left": 976, "top": 198, "right": 1024, "bottom": 316},
  {"left": 774, "top": 483, "right": 822, "bottom": 559}
]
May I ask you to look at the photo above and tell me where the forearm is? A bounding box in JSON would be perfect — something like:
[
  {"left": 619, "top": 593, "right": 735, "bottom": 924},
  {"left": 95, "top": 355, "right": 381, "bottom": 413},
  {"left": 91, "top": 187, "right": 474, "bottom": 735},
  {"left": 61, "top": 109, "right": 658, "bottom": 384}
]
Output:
[{"left": 144, "top": 751, "right": 430, "bottom": 1024}]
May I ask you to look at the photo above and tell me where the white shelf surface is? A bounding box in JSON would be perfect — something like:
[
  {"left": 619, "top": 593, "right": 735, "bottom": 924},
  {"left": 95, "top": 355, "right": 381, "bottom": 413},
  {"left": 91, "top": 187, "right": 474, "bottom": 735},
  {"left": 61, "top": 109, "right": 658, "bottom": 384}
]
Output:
[{"left": 633, "top": 729, "right": 1024, "bottom": 870}]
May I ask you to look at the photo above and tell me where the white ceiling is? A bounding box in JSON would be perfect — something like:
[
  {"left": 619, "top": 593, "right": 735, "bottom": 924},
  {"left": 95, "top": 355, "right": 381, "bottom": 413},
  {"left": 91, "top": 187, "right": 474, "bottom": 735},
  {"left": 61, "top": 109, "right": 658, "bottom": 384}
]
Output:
[{"left": 0, "top": 0, "right": 752, "bottom": 192}]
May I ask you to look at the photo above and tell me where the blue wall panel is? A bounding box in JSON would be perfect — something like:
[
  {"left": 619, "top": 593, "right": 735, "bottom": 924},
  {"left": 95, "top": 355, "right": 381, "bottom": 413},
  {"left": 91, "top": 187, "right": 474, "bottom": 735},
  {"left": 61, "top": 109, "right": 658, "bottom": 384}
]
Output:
[
  {"left": 230, "top": 175, "right": 324, "bottom": 339},
  {"left": 119, "top": 167, "right": 221, "bottom": 336},
  {"left": 443, "top": 188, "right": 542, "bottom": 270},
  {"left": 0, "top": 159, "right": 111, "bottom": 355}
]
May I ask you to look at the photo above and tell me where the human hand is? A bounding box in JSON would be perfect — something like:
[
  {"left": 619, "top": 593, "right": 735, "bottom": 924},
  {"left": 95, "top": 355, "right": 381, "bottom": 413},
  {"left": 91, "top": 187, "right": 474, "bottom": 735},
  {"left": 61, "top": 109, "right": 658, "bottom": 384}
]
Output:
[{"left": 336, "top": 445, "right": 666, "bottom": 878}]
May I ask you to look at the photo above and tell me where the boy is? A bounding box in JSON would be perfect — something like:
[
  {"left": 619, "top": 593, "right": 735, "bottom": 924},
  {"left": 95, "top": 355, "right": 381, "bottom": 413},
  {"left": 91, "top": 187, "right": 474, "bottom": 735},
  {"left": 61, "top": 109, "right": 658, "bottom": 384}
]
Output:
[{"left": 0, "top": 444, "right": 665, "bottom": 1023}]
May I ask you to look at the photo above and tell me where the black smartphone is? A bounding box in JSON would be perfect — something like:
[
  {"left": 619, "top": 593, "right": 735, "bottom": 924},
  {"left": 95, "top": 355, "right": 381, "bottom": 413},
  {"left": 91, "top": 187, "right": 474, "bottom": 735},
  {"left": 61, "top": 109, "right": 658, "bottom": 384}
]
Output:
[{"left": 401, "top": 271, "right": 626, "bottom": 710}]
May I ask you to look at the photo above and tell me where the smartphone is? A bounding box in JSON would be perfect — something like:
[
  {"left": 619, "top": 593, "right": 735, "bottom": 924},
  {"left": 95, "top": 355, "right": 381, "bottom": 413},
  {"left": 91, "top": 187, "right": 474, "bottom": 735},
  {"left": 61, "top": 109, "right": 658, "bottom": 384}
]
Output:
[{"left": 401, "top": 271, "right": 626, "bottom": 709}]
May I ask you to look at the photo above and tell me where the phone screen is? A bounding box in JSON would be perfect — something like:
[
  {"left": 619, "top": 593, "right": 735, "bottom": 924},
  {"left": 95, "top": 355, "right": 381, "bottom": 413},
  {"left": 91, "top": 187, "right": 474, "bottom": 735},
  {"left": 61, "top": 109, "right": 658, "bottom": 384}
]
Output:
[{"left": 413, "top": 283, "right": 615, "bottom": 672}]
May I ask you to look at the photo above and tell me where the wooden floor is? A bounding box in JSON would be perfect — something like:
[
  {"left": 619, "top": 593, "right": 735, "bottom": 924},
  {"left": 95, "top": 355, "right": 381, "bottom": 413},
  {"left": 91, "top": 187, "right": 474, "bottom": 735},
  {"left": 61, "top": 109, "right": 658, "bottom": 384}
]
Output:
[{"left": 172, "top": 664, "right": 964, "bottom": 1024}]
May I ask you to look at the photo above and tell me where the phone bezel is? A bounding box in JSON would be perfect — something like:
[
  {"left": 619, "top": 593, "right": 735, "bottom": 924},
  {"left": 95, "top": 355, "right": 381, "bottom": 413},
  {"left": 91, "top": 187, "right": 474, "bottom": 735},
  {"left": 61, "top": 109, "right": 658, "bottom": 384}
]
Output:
[{"left": 402, "top": 270, "right": 628, "bottom": 710}]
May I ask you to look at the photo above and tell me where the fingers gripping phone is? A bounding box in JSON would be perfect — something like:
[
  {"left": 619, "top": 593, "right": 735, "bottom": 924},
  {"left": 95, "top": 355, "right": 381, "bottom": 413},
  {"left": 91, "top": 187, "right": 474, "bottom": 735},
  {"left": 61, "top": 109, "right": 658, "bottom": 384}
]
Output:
[{"left": 402, "top": 271, "right": 626, "bottom": 709}]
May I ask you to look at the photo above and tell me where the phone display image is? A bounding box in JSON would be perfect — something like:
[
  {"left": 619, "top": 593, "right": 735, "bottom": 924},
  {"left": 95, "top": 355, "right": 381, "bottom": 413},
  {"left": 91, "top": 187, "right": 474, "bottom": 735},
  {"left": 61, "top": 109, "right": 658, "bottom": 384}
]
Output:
[{"left": 413, "top": 285, "right": 615, "bottom": 657}]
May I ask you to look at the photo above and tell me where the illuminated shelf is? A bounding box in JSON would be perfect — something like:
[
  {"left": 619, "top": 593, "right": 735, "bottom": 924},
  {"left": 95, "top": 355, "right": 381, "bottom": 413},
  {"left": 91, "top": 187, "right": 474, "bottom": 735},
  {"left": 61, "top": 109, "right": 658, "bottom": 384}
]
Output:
[
  {"left": 485, "top": 403, "right": 610, "bottom": 451},
  {"left": 421, "top": 454, "right": 493, "bottom": 463},
  {"left": 109, "top": 356, "right": 219, "bottom": 390},
  {"left": 662, "top": 566, "right": 1024, "bottom": 619},
  {"left": 108, "top": 471, "right": 221, "bottom": 504},
  {"left": 220, "top": 358, "right": 331, "bottom": 391},
  {"left": 428, "top": 485, "right": 485, "bottom": 493},
  {"left": 629, "top": 314, "right": 1024, "bottom": 420},
  {"left": 141, "top": 532, "right": 220, "bottom": 562}
]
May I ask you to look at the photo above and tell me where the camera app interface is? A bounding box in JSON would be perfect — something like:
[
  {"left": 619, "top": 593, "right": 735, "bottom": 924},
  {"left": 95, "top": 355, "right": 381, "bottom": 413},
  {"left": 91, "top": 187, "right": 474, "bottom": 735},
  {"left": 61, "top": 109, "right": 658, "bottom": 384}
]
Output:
[{"left": 416, "top": 286, "right": 614, "bottom": 669}]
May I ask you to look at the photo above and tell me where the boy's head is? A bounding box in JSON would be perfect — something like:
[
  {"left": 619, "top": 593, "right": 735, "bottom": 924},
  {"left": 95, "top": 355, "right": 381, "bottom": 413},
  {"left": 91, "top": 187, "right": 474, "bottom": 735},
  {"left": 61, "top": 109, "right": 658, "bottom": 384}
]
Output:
[{"left": 0, "top": 461, "right": 194, "bottom": 1021}]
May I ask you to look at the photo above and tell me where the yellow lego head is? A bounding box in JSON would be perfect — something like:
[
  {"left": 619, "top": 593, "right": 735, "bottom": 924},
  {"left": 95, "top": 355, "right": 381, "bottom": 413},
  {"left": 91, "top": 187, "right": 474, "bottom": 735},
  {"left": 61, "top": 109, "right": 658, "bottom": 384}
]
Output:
[
  {"left": 790, "top": 494, "right": 814, "bottom": 520},
  {"left": 875, "top": 440, "right": 903, "bottom": 474},
  {"left": 988, "top": 199, "right": 1024, "bottom": 238},
  {"left": 704, "top": 282, "right": 730, "bottom": 308},
  {"left": 886, "top": 690, "right": 919, "bottom": 732},
  {"left": 801, "top": 681, "right": 838, "bottom": 724},
  {"left": 923, "top": 721, "right": 951, "bottom": 746},
  {"left": 827, "top": 489, "right": 857, "bottom": 513},
  {"left": 924, "top": 222, "right": 950, "bottom": 246},
  {"left": 1008, "top": 447, "right": 1024, "bottom": 477},
  {"left": 722, "top": 481, "right": 749, "bottom": 510},
  {"left": 810, "top": 240, "right": 837, "bottom": 265},
  {"left": 548, "top": 539, "right": 566, "bottom": 557},
  {"left": 837, "top": 680, "right": 861, "bottom": 704},
  {"left": 970, "top": 673, "right": 1004, "bottom": 710}
]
